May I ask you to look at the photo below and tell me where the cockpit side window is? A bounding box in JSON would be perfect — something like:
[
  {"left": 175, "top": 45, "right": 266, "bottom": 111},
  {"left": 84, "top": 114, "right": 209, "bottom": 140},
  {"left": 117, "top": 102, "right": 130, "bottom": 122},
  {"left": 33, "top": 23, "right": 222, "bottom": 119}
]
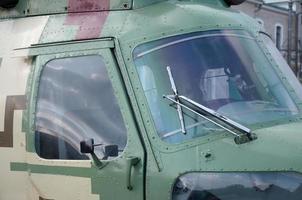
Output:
[{"left": 35, "top": 55, "right": 127, "bottom": 160}]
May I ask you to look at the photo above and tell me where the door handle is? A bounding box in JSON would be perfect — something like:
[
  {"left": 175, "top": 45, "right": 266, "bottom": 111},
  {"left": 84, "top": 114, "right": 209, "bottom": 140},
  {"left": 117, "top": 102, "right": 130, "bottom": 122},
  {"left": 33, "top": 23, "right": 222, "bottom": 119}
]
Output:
[{"left": 126, "top": 157, "right": 140, "bottom": 190}]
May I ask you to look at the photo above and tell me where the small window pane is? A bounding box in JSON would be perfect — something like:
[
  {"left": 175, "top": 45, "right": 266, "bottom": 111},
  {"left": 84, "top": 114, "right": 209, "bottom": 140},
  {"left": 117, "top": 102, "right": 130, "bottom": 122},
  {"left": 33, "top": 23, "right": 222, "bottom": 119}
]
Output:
[
  {"left": 275, "top": 25, "right": 282, "bottom": 50},
  {"left": 35, "top": 55, "right": 127, "bottom": 160}
]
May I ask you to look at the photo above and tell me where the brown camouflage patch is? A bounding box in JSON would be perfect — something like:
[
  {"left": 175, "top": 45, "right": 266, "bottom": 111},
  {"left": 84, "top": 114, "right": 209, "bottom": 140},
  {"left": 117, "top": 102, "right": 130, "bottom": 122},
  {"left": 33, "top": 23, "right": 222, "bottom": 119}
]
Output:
[
  {"left": 64, "top": 0, "right": 110, "bottom": 40},
  {"left": 0, "top": 95, "right": 26, "bottom": 147}
]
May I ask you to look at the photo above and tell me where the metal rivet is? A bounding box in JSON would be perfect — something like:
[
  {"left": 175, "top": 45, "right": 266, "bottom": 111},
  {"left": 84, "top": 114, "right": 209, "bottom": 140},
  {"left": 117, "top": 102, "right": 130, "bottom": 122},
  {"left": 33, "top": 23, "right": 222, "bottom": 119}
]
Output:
[{"left": 205, "top": 153, "right": 211, "bottom": 158}]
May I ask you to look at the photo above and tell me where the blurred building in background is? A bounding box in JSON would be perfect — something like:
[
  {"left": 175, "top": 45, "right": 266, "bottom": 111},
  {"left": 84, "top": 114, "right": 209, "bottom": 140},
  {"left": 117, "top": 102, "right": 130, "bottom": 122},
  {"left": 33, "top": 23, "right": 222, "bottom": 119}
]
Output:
[{"left": 233, "top": 0, "right": 302, "bottom": 78}]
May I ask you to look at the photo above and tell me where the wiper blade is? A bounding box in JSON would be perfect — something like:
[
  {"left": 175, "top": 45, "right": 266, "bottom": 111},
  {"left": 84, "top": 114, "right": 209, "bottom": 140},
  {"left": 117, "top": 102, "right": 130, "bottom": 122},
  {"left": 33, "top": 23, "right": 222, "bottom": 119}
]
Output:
[
  {"left": 167, "top": 66, "right": 186, "bottom": 134},
  {"left": 163, "top": 67, "right": 257, "bottom": 144},
  {"left": 179, "top": 96, "right": 252, "bottom": 136},
  {"left": 164, "top": 95, "right": 257, "bottom": 144},
  {"left": 179, "top": 95, "right": 251, "bottom": 134}
]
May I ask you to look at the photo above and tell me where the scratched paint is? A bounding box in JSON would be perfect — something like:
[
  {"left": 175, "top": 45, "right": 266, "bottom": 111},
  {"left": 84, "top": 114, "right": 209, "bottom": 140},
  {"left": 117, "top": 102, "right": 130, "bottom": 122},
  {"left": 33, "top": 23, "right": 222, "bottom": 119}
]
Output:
[{"left": 64, "top": 0, "right": 110, "bottom": 40}]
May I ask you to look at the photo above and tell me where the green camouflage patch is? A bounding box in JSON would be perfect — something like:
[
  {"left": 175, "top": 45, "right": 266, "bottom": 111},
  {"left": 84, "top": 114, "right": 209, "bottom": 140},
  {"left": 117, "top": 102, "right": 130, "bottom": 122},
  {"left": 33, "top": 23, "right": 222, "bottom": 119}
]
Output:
[{"left": 10, "top": 162, "right": 93, "bottom": 177}]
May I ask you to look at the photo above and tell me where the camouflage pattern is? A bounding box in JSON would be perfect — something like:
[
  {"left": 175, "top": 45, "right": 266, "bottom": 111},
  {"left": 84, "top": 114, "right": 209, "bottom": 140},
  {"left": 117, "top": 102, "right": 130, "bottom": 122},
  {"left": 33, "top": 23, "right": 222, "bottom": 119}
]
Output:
[{"left": 1, "top": 0, "right": 302, "bottom": 200}]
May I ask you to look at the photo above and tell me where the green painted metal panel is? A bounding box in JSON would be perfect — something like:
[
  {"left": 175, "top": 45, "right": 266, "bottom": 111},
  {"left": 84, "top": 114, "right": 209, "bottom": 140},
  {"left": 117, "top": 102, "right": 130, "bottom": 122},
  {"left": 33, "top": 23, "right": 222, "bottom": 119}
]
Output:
[
  {"left": 0, "top": 0, "right": 227, "bottom": 19},
  {"left": 11, "top": 162, "right": 93, "bottom": 177},
  {"left": 0, "top": 0, "right": 133, "bottom": 19},
  {"left": 27, "top": 0, "right": 133, "bottom": 14},
  {"left": 133, "top": 0, "right": 167, "bottom": 9},
  {"left": 38, "top": 0, "right": 255, "bottom": 43}
]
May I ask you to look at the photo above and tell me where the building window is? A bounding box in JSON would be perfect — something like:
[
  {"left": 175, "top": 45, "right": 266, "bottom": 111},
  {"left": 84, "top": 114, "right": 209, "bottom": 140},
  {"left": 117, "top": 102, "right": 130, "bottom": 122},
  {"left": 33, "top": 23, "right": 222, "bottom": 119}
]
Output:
[
  {"left": 275, "top": 24, "right": 283, "bottom": 50},
  {"left": 35, "top": 55, "right": 127, "bottom": 160}
]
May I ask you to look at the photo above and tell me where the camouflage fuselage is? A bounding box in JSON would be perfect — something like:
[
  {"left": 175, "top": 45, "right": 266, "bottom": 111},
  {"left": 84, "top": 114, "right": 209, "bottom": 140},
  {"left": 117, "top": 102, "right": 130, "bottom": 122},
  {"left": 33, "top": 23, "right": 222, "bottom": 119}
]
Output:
[{"left": 1, "top": 0, "right": 302, "bottom": 200}]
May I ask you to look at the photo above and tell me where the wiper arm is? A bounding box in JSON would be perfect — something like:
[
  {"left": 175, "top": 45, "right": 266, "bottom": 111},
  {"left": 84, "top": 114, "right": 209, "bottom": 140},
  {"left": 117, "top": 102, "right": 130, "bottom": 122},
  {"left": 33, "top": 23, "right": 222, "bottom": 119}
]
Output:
[
  {"left": 167, "top": 66, "right": 186, "bottom": 134},
  {"left": 163, "top": 67, "right": 257, "bottom": 144},
  {"left": 179, "top": 95, "right": 251, "bottom": 134}
]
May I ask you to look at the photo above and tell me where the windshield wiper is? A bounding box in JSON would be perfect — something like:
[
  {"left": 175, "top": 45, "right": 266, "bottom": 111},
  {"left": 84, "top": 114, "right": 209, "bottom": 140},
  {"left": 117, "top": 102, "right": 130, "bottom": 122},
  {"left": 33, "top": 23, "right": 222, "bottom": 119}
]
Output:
[
  {"left": 163, "top": 66, "right": 257, "bottom": 144},
  {"left": 167, "top": 66, "right": 186, "bottom": 134}
]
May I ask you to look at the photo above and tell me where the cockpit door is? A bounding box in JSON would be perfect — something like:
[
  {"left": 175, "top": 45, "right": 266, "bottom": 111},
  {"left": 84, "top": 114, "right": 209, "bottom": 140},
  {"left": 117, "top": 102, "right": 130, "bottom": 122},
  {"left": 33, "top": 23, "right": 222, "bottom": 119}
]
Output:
[{"left": 12, "top": 39, "right": 145, "bottom": 200}]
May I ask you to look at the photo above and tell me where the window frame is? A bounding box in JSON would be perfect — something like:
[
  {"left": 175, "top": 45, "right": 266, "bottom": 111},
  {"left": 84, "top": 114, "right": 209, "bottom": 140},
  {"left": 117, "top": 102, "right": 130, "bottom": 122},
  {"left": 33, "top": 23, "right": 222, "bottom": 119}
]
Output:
[
  {"left": 274, "top": 23, "right": 284, "bottom": 50},
  {"left": 127, "top": 29, "right": 302, "bottom": 153},
  {"left": 26, "top": 42, "right": 130, "bottom": 163}
]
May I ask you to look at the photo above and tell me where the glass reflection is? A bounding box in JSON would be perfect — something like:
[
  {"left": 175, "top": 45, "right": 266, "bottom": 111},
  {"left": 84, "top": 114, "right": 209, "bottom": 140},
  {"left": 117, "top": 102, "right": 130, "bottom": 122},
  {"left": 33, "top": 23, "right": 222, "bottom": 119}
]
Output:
[
  {"left": 133, "top": 30, "right": 301, "bottom": 144},
  {"left": 173, "top": 172, "right": 302, "bottom": 200},
  {"left": 35, "top": 55, "right": 127, "bottom": 160}
]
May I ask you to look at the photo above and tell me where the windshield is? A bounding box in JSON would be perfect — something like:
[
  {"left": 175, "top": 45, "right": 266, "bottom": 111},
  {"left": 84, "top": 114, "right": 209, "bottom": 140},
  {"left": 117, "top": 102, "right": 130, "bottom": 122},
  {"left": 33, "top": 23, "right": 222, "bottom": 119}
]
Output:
[
  {"left": 173, "top": 172, "right": 302, "bottom": 200},
  {"left": 133, "top": 30, "right": 302, "bottom": 144}
]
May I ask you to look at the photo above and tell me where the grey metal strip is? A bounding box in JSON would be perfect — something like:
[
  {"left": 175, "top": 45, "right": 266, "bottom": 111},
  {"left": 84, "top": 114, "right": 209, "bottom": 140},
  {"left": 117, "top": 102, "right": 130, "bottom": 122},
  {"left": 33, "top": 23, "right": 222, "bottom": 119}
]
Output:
[{"left": 13, "top": 38, "right": 115, "bottom": 57}]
